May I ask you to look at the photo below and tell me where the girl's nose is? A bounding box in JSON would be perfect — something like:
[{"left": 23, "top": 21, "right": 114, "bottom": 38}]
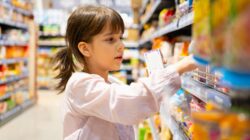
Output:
[{"left": 117, "top": 41, "right": 125, "bottom": 52}]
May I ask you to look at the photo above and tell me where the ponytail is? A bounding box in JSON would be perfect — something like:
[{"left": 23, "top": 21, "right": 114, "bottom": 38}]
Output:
[{"left": 53, "top": 47, "right": 75, "bottom": 93}]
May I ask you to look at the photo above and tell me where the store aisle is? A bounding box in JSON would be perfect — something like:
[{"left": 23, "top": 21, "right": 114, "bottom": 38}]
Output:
[{"left": 0, "top": 90, "right": 64, "bottom": 140}]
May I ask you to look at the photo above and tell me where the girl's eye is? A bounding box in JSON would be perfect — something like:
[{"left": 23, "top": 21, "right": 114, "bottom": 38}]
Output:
[
  {"left": 120, "top": 36, "right": 124, "bottom": 40},
  {"left": 106, "top": 37, "right": 115, "bottom": 42}
]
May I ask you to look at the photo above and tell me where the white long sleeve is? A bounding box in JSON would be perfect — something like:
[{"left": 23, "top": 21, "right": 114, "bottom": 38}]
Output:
[{"left": 63, "top": 65, "right": 181, "bottom": 140}]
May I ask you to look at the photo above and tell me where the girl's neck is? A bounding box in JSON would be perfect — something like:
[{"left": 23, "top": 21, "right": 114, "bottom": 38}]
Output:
[{"left": 84, "top": 66, "right": 109, "bottom": 82}]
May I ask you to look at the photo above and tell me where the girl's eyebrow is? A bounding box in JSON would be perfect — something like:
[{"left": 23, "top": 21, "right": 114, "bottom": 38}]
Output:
[
  {"left": 103, "top": 32, "right": 122, "bottom": 36},
  {"left": 104, "top": 32, "right": 113, "bottom": 36}
]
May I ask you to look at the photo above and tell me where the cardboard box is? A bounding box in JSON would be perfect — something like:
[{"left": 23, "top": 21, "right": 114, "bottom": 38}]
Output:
[
  {"left": 127, "top": 28, "right": 140, "bottom": 41},
  {"left": 131, "top": 0, "right": 142, "bottom": 9},
  {"left": 133, "top": 9, "right": 140, "bottom": 24}
]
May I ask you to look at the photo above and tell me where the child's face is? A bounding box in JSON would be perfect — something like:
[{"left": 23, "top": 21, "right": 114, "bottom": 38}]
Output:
[{"left": 87, "top": 25, "right": 124, "bottom": 72}]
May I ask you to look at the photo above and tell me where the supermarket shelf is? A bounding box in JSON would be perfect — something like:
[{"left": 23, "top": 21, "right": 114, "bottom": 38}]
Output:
[
  {"left": 147, "top": 118, "right": 160, "bottom": 140},
  {"left": 0, "top": 87, "right": 29, "bottom": 101},
  {"left": 0, "top": 92, "right": 12, "bottom": 101},
  {"left": 127, "top": 24, "right": 140, "bottom": 30},
  {"left": 38, "top": 86, "right": 54, "bottom": 90},
  {"left": 217, "top": 68, "right": 250, "bottom": 90},
  {"left": 120, "top": 65, "right": 133, "bottom": 71},
  {"left": 139, "top": 55, "right": 145, "bottom": 62},
  {"left": 38, "top": 53, "right": 54, "bottom": 57},
  {"left": 0, "top": 106, "right": 22, "bottom": 124},
  {"left": 39, "top": 32, "right": 65, "bottom": 38},
  {"left": 123, "top": 41, "right": 139, "bottom": 48},
  {"left": 37, "top": 77, "right": 56, "bottom": 83},
  {"left": 0, "top": 58, "right": 28, "bottom": 65},
  {"left": 178, "top": 12, "right": 193, "bottom": 29},
  {"left": 140, "top": 0, "right": 161, "bottom": 26},
  {"left": 181, "top": 75, "right": 231, "bottom": 109},
  {"left": 0, "top": 74, "right": 29, "bottom": 85},
  {"left": 0, "top": 1, "right": 33, "bottom": 16},
  {"left": 38, "top": 76, "right": 53, "bottom": 80},
  {"left": 12, "top": 6, "right": 33, "bottom": 16},
  {"left": 126, "top": 75, "right": 134, "bottom": 81},
  {"left": 139, "top": 12, "right": 193, "bottom": 45},
  {"left": 0, "top": 40, "right": 28, "bottom": 46},
  {"left": 37, "top": 76, "right": 57, "bottom": 90},
  {"left": 0, "top": 99, "right": 34, "bottom": 126},
  {"left": 38, "top": 41, "right": 66, "bottom": 47},
  {"left": 21, "top": 99, "right": 34, "bottom": 109},
  {"left": 139, "top": 0, "right": 150, "bottom": 15},
  {"left": 0, "top": 19, "right": 28, "bottom": 30},
  {"left": 160, "top": 108, "right": 189, "bottom": 140}
]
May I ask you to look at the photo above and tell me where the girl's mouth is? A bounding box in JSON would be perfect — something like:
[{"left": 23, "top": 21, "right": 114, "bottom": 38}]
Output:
[{"left": 115, "top": 56, "right": 123, "bottom": 60}]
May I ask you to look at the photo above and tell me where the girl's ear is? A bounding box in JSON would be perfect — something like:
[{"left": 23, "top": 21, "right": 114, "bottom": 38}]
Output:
[{"left": 78, "top": 42, "right": 91, "bottom": 57}]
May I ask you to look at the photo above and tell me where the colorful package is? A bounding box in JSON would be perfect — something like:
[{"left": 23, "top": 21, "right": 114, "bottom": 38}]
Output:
[
  {"left": 192, "top": 0, "right": 211, "bottom": 65},
  {"left": 223, "top": 4, "right": 250, "bottom": 73},
  {"left": 210, "top": 0, "right": 230, "bottom": 66}
]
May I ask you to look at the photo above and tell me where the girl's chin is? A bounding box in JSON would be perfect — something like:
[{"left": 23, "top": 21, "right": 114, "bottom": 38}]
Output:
[{"left": 110, "top": 65, "right": 121, "bottom": 71}]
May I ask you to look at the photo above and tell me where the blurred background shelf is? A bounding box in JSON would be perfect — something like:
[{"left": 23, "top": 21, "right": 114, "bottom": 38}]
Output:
[
  {"left": 160, "top": 107, "right": 190, "bottom": 140},
  {"left": 0, "top": 74, "right": 28, "bottom": 85},
  {"left": 0, "top": 19, "right": 28, "bottom": 30},
  {"left": 0, "top": 99, "right": 34, "bottom": 126},
  {"left": 0, "top": 58, "right": 28, "bottom": 65},
  {"left": 139, "top": 12, "right": 193, "bottom": 45},
  {"left": 181, "top": 74, "right": 232, "bottom": 109}
]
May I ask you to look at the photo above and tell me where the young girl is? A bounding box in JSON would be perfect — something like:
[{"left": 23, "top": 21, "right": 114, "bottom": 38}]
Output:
[{"left": 54, "top": 5, "right": 197, "bottom": 140}]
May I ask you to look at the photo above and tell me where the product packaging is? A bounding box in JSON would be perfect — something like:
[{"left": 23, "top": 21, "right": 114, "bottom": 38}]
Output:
[{"left": 192, "top": 0, "right": 211, "bottom": 65}]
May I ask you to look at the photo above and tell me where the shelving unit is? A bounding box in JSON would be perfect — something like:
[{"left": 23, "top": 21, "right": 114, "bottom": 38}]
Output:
[
  {"left": 123, "top": 41, "right": 139, "bottom": 48},
  {"left": 147, "top": 118, "right": 160, "bottom": 140},
  {"left": 160, "top": 107, "right": 189, "bottom": 140},
  {"left": 0, "top": 1, "right": 37, "bottom": 126},
  {"left": 0, "top": 74, "right": 28, "bottom": 85},
  {"left": 120, "top": 65, "right": 133, "bottom": 71},
  {"left": 38, "top": 41, "right": 66, "bottom": 47},
  {"left": 140, "top": 12, "right": 193, "bottom": 45},
  {"left": 0, "top": 99, "right": 34, "bottom": 126},
  {"left": 37, "top": 44, "right": 64, "bottom": 89},
  {"left": 181, "top": 74, "right": 231, "bottom": 109},
  {"left": 0, "top": 19, "right": 28, "bottom": 30},
  {"left": 137, "top": 0, "right": 194, "bottom": 138},
  {"left": 137, "top": 0, "right": 250, "bottom": 139},
  {"left": 39, "top": 32, "right": 65, "bottom": 38},
  {"left": 0, "top": 1, "right": 32, "bottom": 16},
  {"left": 139, "top": 0, "right": 176, "bottom": 31},
  {"left": 0, "top": 92, "right": 12, "bottom": 101},
  {"left": 0, "top": 40, "right": 28, "bottom": 46},
  {"left": 33, "top": 8, "right": 69, "bottom": 90},
  {"left": 140, "top": 0, "right": 161, "bottom": 26},
  {"left": 0, "top": 58, "right": 28, "bottom": 65},
  {"left": 37, "top": 29, "right": 65, "bottom": 89},
  {"left": 139, "top": 0, "right": 150, "bottom": 16}
]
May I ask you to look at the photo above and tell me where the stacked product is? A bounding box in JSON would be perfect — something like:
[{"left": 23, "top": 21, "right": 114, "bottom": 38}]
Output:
[
  {"left": 0, "top": 0, "right": 35, "bottom": 126},
  {"left": 35, "top": 9, "right": 69, "bottom": 89}
]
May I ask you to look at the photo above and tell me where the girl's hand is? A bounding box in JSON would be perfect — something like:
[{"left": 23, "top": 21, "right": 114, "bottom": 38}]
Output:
[{"left": 174, "top": 55, "right": 197, "bottom": 75}]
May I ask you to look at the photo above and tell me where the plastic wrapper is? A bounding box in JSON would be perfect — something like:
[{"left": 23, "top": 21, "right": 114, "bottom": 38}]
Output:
[
  {"left": 210, "top": 0, "right": 230, "bottom": 66},
  {"left": 192, "top": 112, "right": 250, "bottom": 140},
  {"left": 223, "top": 5, "right": 250, "bottom": 73},
  {"left": 192, "top": 0, "right": 211, "bottom": 65}
]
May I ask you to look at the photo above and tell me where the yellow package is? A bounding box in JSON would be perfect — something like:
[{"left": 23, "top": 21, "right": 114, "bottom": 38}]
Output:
[
  {"left": 210, "top": 0, "right": 230, "bottom": 66},
  {"left": 192, "top": 0, "right": 211, "bottom": 64},
  {"left": 223, "top": 0, "right": 250, "bottom": 73},
  {"left": 192, "top": 112, "right": 224, "bottom": 140}
]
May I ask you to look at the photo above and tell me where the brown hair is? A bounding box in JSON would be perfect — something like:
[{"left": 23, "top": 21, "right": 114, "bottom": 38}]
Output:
[{"left": 53, "top": 5, "right": 125, "bottom": 93}]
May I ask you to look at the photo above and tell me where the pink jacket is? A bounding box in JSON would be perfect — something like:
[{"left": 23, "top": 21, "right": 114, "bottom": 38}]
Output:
[{"left": 62, "top": 66, "right": 181, "bottom": 140}]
